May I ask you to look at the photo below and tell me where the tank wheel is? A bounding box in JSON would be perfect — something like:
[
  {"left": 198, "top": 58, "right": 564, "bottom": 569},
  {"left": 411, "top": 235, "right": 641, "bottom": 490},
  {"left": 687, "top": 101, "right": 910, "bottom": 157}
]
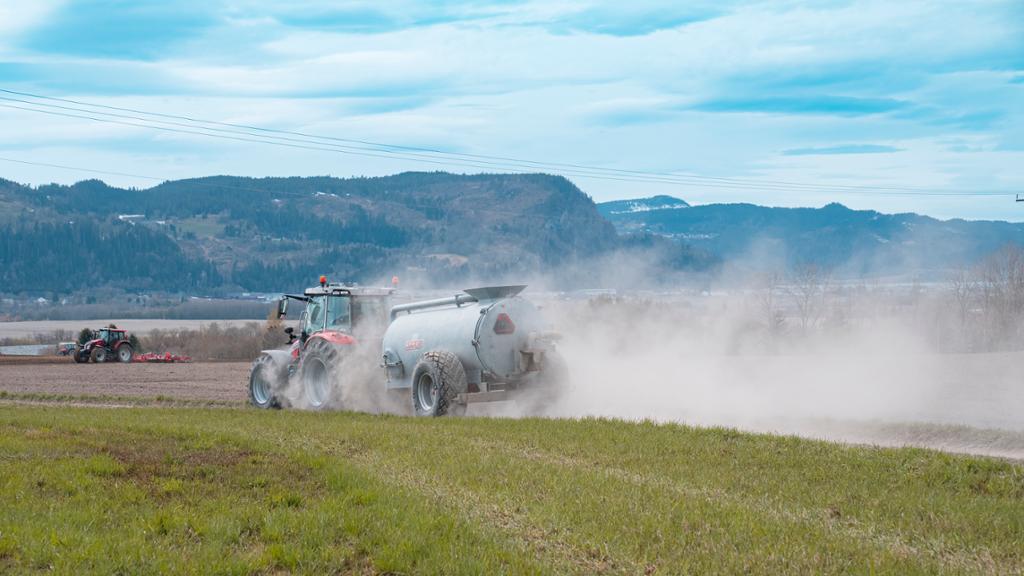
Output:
[
  {"left": 249, "top": 353, "right": 287, "bottom": 409},
  {"left": 412, "top": 350, "right": 468, "bottom": 417},
  {"left": 90, "top": 347, "right": 107, "bottom": 363},
  {"left": 299, "top": 338, "right": 343, "bottom": 410},
  {"left": 116, "top": 344, "right": 134, "bottom": 363}
]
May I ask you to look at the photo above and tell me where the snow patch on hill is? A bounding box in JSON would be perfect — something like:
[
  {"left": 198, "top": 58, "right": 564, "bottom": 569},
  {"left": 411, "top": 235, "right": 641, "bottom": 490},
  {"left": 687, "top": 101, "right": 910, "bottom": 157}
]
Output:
[{"left": 599, "top": 195, "right": 690, "bottom": 215}]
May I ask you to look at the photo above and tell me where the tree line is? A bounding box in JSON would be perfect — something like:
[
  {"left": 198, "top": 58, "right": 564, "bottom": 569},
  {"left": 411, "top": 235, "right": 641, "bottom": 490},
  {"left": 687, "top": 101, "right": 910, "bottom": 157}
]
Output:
[{"left": 0, "top": 221, "right": 222, "bottom": 295}]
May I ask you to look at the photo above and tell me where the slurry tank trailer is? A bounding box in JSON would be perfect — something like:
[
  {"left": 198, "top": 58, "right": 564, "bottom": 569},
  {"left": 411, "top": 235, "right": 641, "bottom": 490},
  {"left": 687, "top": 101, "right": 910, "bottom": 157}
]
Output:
[{"left": 249, "top": 280, "right": 566, "bottom": 416}]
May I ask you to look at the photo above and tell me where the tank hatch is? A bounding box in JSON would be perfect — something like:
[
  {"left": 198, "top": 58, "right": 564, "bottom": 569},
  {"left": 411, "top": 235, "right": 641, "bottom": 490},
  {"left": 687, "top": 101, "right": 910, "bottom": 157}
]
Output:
[{"left": 463, "top": 285, "right": 527, "bottom": 301}]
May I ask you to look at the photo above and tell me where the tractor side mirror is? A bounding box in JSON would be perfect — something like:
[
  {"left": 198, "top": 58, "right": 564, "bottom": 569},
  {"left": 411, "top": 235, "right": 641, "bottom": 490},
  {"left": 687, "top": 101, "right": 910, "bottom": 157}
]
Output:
[{"left": 276, "top": 298, "right": 288, "bottom": 319}]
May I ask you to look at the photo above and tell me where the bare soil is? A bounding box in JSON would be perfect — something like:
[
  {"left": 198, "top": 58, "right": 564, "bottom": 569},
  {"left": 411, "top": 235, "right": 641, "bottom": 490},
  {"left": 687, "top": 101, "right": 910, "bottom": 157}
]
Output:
[
  {"left": 0, "top": 319, "right": 261, "bottom": 339},
  {"left": 0, "top": 360, "right": 249, "bottom": 403},
  {"left": 1, "top": 354, "right": 1021, "bottom": 462},
  {"left": 0, "top": 355, "right": 69, "bottom": 365}
]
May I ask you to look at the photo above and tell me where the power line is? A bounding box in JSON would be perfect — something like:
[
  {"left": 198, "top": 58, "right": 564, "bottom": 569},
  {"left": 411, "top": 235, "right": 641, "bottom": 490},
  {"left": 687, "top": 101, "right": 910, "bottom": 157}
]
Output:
[
  {"left": 3, "top": 94, "right": 808, "bottom": 190},
  {"left": 0, "top": 99, "right": 874, "bottom": 193},
  {"left": 3, "top": 87, "right": 737, "bottom": 181},
  {"left": 7, "top": 86, "right": 1020, "bottom": 197},
  {"left": 0, "top": 87, "right": 981, "bottom": 195},
  {"left": 5, "top": 101, "right": 763, "bottom": 190},
  {"left": 0, "top": 87, "right": 1018, "bottom": 197},
  {"left": 0, "top": 156, "right": 164, "bottom": 182},
  {"left": 0, "top": 94, "right": 576, "bottom": 175}
]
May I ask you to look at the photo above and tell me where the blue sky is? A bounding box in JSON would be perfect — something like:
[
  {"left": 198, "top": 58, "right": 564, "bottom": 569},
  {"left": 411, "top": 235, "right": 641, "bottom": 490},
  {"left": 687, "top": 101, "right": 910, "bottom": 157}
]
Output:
[{"left": 0, "top": 0, "right": 1022, "bottom": 220}]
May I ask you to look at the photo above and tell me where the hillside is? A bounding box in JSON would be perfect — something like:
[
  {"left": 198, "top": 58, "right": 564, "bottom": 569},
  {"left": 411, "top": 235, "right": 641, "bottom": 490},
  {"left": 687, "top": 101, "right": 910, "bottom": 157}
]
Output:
[
  {"left": 597, "top": 195, "right": 690, "bottom": 215},
  {"left": 0, "top": 173, "right": 641, "bottom": 295},
  {"left": 600, "top": 196, "right": 1024, "bottom": 276},
  {"left": 5, "top": 175, "right": 1024, "bottom": 299}
]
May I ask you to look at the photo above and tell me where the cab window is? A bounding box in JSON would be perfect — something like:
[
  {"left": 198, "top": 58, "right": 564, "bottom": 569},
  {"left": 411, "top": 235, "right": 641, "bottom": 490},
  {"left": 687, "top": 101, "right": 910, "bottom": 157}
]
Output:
[
  {"left": 303, "top": 297, "right": 325, "bottom": 334},
  {"left": 325, "top": 296, "right": 351, "bottom": 330}
]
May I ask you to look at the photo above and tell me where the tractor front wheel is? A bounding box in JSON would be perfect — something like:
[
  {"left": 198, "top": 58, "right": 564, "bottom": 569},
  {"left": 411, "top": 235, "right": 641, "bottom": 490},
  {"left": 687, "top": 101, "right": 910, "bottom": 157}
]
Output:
[
  {"left": 411, "top": 350, "right": 468, "bottom": 417},
  {"left": 117, "top": 344, "right": 134, "bottom": 363},
  {"left": 249, "top": 353, "right": 286, "bottom": 409},
  {"left": 90, "top": 347, "right": 107, "bottom": 363}
]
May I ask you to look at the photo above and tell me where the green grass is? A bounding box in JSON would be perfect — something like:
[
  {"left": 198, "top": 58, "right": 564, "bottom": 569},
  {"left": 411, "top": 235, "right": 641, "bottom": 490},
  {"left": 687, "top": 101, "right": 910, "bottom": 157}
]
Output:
[
  {"left": 0, "top": 406, "right": 1021, "bottom": 575},
  {"left": 0, "top": 391, "right": 242, "bottom": 408}
]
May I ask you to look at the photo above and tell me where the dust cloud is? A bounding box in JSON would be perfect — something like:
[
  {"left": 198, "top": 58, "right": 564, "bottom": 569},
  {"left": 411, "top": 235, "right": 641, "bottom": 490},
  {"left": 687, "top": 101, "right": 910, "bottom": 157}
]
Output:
[
  {"left": 273, "top": 245, "right": 1024, "bottom": 460},
  {"left": 269, "top": 341, "right": 410, "bottom": 415},
  {"left": 537, "top": 295, "right": 1024, "bottom": 459}
]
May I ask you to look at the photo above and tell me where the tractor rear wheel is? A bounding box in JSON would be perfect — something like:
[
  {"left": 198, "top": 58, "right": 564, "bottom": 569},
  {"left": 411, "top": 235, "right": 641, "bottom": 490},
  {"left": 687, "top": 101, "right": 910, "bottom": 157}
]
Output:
[
  {"left": 117, "top": 344, "right": 134, "bottom": 363},
  {"left": 90, "top": 347, "right": 107, "bottom": 363},
  {"left": 249, "top": 353, "right": 286, "bottom": 409},
  {"left": 411, "top": 350, "right": 467, "bottom": 417},
  {"left": 299, "top": 338, "right": 343, "bottom": 410}
]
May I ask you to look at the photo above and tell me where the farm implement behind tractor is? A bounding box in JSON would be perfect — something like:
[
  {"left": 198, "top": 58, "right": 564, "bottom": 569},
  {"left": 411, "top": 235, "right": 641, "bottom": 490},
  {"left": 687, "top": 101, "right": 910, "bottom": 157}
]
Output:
[{"left": 133, "top": 352, "right": 192, "bottom": 363}]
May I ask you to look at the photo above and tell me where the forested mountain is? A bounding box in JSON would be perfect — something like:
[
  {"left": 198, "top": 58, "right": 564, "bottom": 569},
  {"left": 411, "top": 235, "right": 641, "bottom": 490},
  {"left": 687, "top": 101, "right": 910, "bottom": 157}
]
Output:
[
  {"left": 0, "top": 221, "right": 221, "bottom": 294},
  {"left": 599, "top": 196, "right": 1024, "bottom": 276},
  {"left": 1, "top": 172, "right": 702, "bottom": 295},
  {"left": 4, "top": 173, "right": 1021, "bottom": 298}
]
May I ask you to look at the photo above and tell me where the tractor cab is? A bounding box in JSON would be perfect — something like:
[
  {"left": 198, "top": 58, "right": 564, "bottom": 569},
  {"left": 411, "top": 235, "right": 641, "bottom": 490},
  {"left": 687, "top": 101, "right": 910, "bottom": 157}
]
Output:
[
  {"left": 277, "top": 277, "right": 393, "bottom": 342},
  {"left": 96, "top": 328, "right": 127, "bottom": 345}
]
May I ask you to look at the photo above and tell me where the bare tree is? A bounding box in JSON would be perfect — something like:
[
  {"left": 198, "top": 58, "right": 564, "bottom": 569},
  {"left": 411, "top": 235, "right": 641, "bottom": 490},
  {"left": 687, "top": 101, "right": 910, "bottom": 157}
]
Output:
[
  {"left": 976, "top": 244, "right": 1024, "bottom": 348},
  {"left": 950, "top": 266, "right": 977, "bottom": 328},
  {"left": 787, "top": 264, "right": 830, "bottom": 333},
  {"left": 756, "top": 270, "right": 786, "bottom": 335}
]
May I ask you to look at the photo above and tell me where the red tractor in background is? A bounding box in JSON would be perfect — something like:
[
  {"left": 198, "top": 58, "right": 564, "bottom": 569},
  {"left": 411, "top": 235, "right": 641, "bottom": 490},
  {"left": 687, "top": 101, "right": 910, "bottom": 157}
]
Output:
[{"left": 72, "top": 327, "right": 135, "bottom": 364}]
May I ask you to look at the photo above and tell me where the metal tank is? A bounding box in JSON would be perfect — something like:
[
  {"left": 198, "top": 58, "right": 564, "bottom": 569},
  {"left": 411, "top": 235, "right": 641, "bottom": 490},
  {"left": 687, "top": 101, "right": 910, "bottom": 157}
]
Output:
[{"left": 381, "top": 285, "right": 565, "bottom": 416}]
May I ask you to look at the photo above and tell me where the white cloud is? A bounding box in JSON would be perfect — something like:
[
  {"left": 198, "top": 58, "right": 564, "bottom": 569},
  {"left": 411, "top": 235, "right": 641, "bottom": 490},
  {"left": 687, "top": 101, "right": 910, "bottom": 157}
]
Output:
[
  {"left": 0, "top": 0, "right": 66, "bottom": 52},
  {"left": 0, "top": 0, "right": 1021, "bottom": 220}
]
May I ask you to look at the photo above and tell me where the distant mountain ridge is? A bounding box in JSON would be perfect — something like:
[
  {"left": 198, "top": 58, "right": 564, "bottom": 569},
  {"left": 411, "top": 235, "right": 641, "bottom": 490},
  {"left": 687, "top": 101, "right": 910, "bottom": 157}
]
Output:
[
  {"left": 3, "top": 175, "right": 1022, "bottom": 298},
  {"left": 0, "top": 172, "right": 701, "bottom": 295},
  {"left": 598, "top": 195, "right": 1024, "bottom": 276}
]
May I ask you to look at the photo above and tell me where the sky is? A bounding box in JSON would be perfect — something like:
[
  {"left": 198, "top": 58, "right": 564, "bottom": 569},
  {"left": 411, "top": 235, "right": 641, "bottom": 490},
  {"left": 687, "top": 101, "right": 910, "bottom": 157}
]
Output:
[{"left": 0, "top": 0, "right": 1022, "bottom": 220}]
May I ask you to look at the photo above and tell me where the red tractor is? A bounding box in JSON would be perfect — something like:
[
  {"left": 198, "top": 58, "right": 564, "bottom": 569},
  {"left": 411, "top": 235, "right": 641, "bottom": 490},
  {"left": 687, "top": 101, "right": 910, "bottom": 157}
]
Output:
[
  {"left": 72, "top": 327, "right": 135, "bottom": 364},
  {"left": 249, "top": 276, "right": 392, "bottom": 409}
]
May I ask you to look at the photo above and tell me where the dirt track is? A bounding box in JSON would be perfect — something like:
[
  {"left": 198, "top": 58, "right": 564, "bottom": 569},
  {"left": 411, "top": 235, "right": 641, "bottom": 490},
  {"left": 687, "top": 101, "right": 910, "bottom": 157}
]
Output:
[{"left": 0, "top": 360, "right": 249, "bottom": 403}]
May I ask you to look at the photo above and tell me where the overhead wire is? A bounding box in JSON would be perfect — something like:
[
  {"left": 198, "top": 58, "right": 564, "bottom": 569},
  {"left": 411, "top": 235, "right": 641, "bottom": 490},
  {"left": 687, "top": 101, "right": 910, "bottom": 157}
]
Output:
[
  {"left": 2, "top": 87, "right": 1003, "bottom": 195},
  {"left": 7, "top": 86, "right": 1020, "bottom": 197},
  {"left": 3, "top": 100, "right": 781, "bottom": 189},
  {"left": 0, "top": 87, "right": 1017, "bottom": 197}
]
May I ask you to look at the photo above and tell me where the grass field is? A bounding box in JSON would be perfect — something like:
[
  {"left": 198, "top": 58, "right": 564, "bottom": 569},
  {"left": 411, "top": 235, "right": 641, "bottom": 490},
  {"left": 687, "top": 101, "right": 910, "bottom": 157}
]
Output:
[{"left": 0, "top": 406, "right": 1021, "bottom": 574}]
